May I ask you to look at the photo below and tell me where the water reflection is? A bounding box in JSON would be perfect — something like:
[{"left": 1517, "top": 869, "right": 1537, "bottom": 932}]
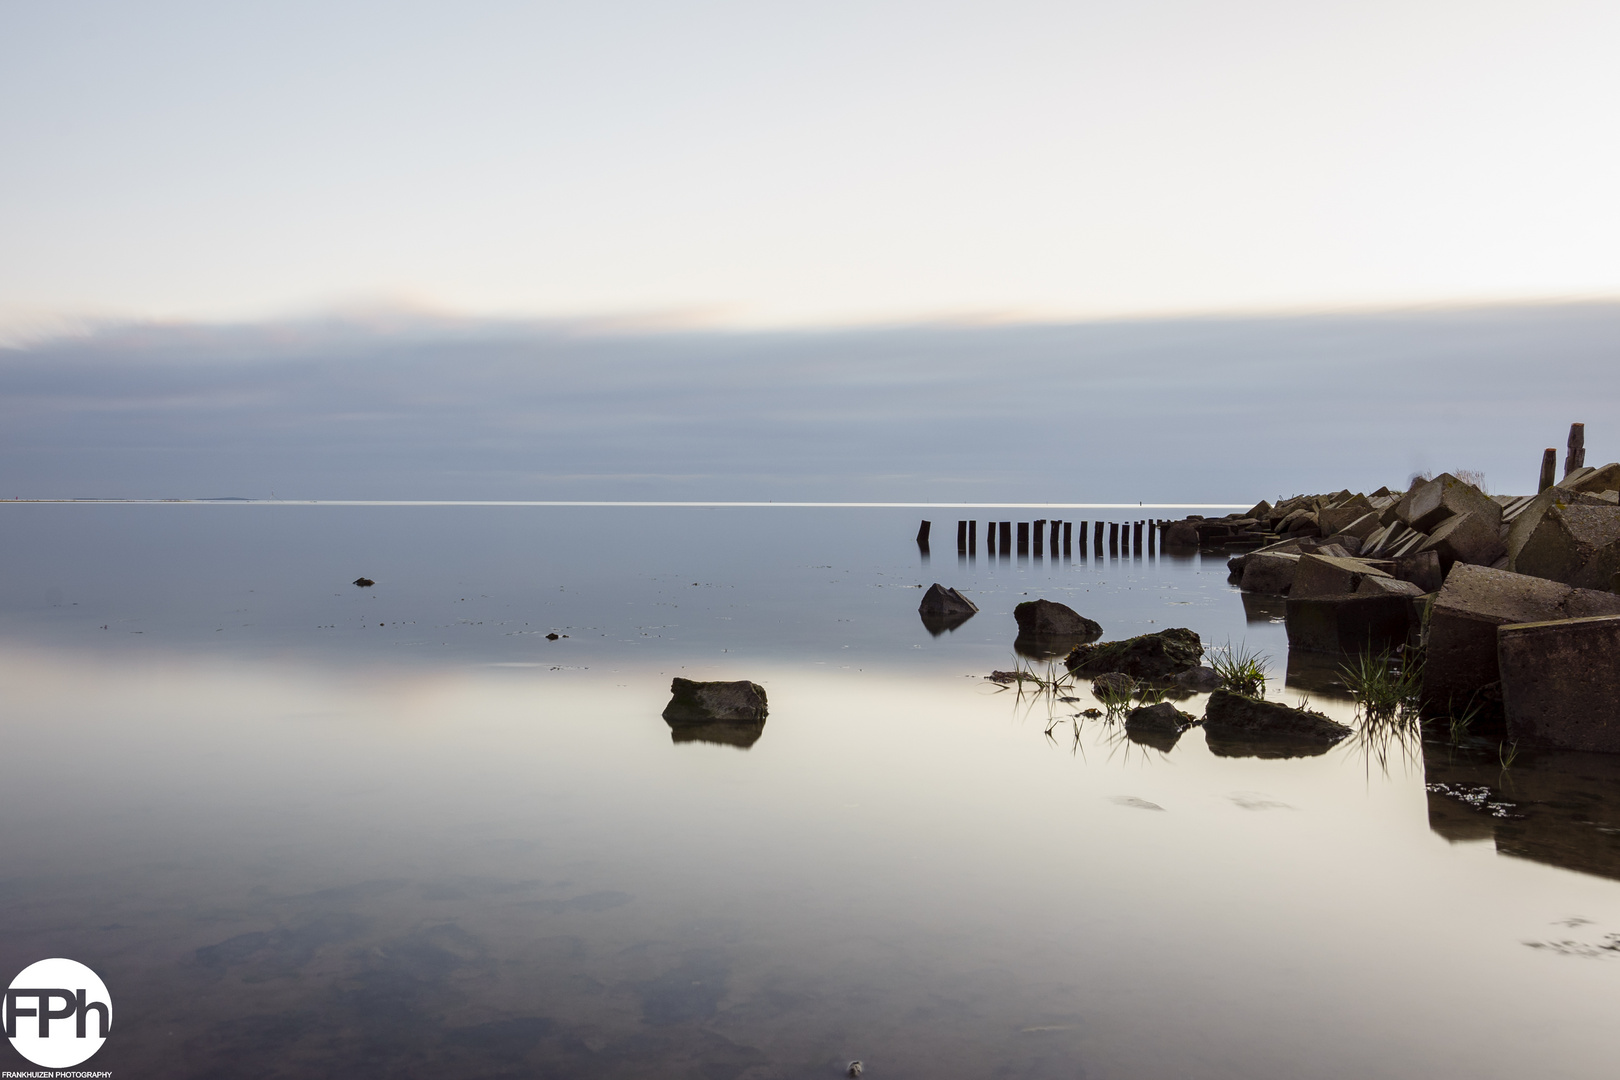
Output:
[
  {"left": 1425, "top": 739, "right": 1620, "bottom": 883},
  {"left": 666, "top": 717, "right": 767, "bottom": 748}
]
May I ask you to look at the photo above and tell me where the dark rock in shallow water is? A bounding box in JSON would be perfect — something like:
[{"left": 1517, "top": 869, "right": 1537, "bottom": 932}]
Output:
[
  {"left": 1091, "top": 672, "right": 1137, "bottom": 698},
  {"left": 919, "top": 584, "right": 978, "bottom": 617},
  {"left": 919, "top": 584, "right": 978, "bottom": 635},
  {"left": 1065, "top": 628, "right": 1203, "bottom": 680},
  {"left": 1013, "top": 599, "right": 1101, "bottom": 639},
  {"left": 1173, "top": 666, "right": 1220, "bottom": 692},
  {"left": 1201, "top": 688, "right": 1351, "bottom": 758},
  {"left": 1125, "top": 702, "right": 1197, "bottom": 751},
  {"left": 353, "top": 577, "right": 375, "bottom": 587},
  {"left": 661, "top": 678, "right": 769, "bottom": 722}
]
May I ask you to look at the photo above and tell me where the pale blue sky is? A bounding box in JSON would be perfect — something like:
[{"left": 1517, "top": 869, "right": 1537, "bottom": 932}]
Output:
[{"left": 4, "top": 1, "right": 1619, "bottom": 332}]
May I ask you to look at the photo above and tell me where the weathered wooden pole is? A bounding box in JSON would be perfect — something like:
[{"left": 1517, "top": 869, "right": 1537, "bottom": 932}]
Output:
[
  {"left": 1133, "top": 521, "right": 1143, "bottom": 552},
  {"left": 917, "top": 520, "right": 932, "bottom": 543},
  {"left": 1539, "top": 449, "right": 1557, "bottom": 492},
  {"left": 1565, "top": 422, "right": 1586, "bottom": 476},
  {"left": 1109, "top": 521, "right": 1119, "bottom": 554},
  {"left": 1032, "top": 518, "right": 1046, "bottom": 556},
  {"left": 987, "top": 521, "right": 996, "bottom": 554},
  {"left": 1078, "top": 520, "right": 1088, "bottom": 555},
  {"left": 969, "top": 519, "right": 977, "bottom": 554},
  {"left": 1062, "top": 520, "right": 1072, "bottom": 555},
  {"left": 1017, "top": 522, "right": 1030, "bottom": 554},
  {"left": 1148, "top": 519, "right": 1157, "bottom": 555},
  {"left": 1000, "top": 521, "right": 1012, "bottom": 552},
  {"left": 956, "top": 520, "right": 967, "bottom": 552},
  {"left": 1094, "top": 520, "right": 1103, "bottom": 552}
]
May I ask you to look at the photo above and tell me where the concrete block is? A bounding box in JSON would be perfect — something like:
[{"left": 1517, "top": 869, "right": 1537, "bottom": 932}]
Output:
[
  {"left": 1423, "top": 564, "right": 1620, "bottom": 717},
  {"left": 1355, "top": 576, "right": 1425, "bottom": 598},
  {"left": 1319, "top": 507, "right": 1373, "bottom": 536},
  {"left": 1513, "top": 502, "right": 1620, "bottom": 591},
  {"left": 1396, "top": 473, "right": 1501, "bottom": 533},
  {"left": 1505, "top": 487, "right": 1614, "bottom": 569},
  {"left": 1557, "top": 461, "right": 1620, "bottom": 495},
  {"left": 1290, "top": 554, "right": 1395, "bottom": 599},
  {"left": 1499, "top": 614, "right": 1620, "bottom": 753},
  {"left": 1240, "top": 552, "right": 1300, "bottom": 596},
  {"left": 1393, "top": 549, "right": 1443, "bottom": 592},
  {"left": 1285, "top": 594, "right": 1413, "bottom": 654},
  {"left": 1417, "top": 509, "right": 1507, "bottom": 572}
]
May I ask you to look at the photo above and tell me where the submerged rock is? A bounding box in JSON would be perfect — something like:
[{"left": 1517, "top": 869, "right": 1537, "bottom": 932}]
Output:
[
  {"left": 661, "top": 678, "right": 769, "bottom": 722},
  {"left": 1091, "top": 672, "right": 1137, "bottom": 698},
  {"left": 1065, "top": 628, "right": 1203, "bottom": 680},
  {"left": 353, "top": 577, "right": 375, "bottom": 587},
  {"left": 1173, "top": 666, "right": 1220, "bottom": 692},
  {"left": 1202, "top": 688, "right": 1351, "bottom": 758}
]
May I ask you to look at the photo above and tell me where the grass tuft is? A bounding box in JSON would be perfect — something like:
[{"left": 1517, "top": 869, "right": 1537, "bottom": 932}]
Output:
[{"left": 1210, "top": 640, "right": 1268, "bottom": 698}]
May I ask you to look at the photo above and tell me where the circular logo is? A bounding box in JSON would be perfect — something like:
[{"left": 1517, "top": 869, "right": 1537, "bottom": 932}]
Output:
[{"left": 5, "top": 958, "right": 112, "bottom": 1068}]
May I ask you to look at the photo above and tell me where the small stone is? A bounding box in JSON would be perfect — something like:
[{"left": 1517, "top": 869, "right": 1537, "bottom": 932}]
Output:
[{"left": 353, "top": 577, "right": 375, "bottom": 587}]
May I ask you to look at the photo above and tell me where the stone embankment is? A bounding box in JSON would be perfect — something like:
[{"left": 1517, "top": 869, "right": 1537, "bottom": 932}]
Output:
[{"left": 1155, "top": 425, "right": 1620, "bottom": 754}]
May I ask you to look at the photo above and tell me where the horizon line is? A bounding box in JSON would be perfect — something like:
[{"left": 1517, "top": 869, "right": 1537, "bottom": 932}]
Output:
[{"left": 4, "top": 499, "right": 1252, "bottom": 509}]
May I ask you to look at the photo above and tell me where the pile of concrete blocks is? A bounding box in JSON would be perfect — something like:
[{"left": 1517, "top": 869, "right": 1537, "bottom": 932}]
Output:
[{"left": 1425, "top": 564, "right": 1620, "bottom": 752}]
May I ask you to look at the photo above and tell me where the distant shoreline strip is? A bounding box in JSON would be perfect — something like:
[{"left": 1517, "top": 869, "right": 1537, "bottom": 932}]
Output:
[{"left": 7, "top": 499, "right": 1249, "bottom": 509}]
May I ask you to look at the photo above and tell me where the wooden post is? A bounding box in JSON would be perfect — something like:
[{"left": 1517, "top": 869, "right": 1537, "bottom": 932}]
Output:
[
  {"left": 917, "top": 520, "right": 932, "bottom": 543},
  {"left": 987, "top": 521, "right": 996, "bottom": 554},
  {"left": 956, "top": 520, "right": 967, "bottom": 552},
  {"left": 1000, "top": 521, "right": 1012, "bottom": 552},
  {"left": 1017, "top": 522, "right": 1030, "bottom": 554},
  {"left": 1050, "top": 520, "right": 1060, "bottom": 552},
  {"left": 1032, "top": 519, "right": 1046, "bottom": 556},
  {"left": 1565, "top": 422, "right": 1586, "bottom": 476},
  {"left": 1148, "top": 519, "right": 1157, "bottom": 555},
  {"left": 1062, "top": 521, "right": 1072, "bottom": 554},
  {"left": 969, "top": 519, "right": 977, "bottom": 554},
  {"left": 1078, "top": 520, "right": 1088, "bottom": 555},
  {"left": 1109, "top": 522, "right": 1119, "bottom": 554},
  {"left": 1094, "top": 520, "right": 1103, "bottom": 552},
  {"left": 1133, "top": 521, "right": 1143, "bottom": 552},
  {"left": 1539, "top": 449, "right": 1557, "bottom": 492}
]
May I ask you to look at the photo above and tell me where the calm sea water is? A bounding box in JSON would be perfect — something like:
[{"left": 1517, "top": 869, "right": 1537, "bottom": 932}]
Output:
[{"left": 1, "top": 505, "right": 1616, "bottom": 1079}]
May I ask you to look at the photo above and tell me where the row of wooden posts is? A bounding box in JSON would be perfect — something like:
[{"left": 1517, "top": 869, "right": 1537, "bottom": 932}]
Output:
[{"left": 914, "top": 518, "right": 1167, "bottom": 557}]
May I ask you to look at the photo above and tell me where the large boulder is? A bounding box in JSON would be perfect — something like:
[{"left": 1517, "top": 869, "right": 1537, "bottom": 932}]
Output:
[
  {"left": 662, "top": 678, "right": 769, "bottom": 722},
  {"left": 1065, "top": 628, "right": 1203, "bottom": 679},
  {"left": 1201, "top": 689, "right": 1352, "bottom": 758},
  {"left": 1498, "top": 614, "right": 1620, "bottom": 753},
  {"left": 1423, "top": 564, "right": 1620, "bottom": 718},
  {"left": 1512, "top": 502, "right": 1620, "bottom": 591},
  {"left": 1396, "top": 473, "right": 1501, "bottom": 534},
  {"left": 919, "top": 583, "right": 978, "bottom": 617},
  {"left": 1013, "top": 599, "right": 1100, "bottom": 639},
  {"left": 1162, "top": 521, "right": 1200, "bottom": 549}
]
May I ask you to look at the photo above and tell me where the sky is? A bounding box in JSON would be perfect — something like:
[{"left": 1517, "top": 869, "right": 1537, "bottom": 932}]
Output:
[{"left": 4, "top": 1, "right": 1620, "bottom": 332}]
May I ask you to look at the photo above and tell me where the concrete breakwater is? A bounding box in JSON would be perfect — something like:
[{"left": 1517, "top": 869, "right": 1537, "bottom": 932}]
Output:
[{"left": 1150, "top": 427, "right": 1620, "bottom": 754}]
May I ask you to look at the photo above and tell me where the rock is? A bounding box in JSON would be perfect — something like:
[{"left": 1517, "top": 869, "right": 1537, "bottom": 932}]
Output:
[
  {"left": 1173, "top": 665, "right": 1220, "bottom": 691},
  {"left": 1090, "top": 672, "right": 1137, "bottom": 698},
  {"left": 1162, "top": 521, "right": 1200, "bottom": 548},
  {"left": 1504, "top": 487, "right": 1612, "bottom": 568},
  {"left": 352, "top": 577, "right": 375, "bottom": 587},
  {"left": 1013, "top": 599, "right": 1100, "bottom": 639},
  {"left": 1416, "top": 509, "right": 1506, "bottom": 572},
  {"left": 919, "top": 584, "right": 979, "bottom": 635},
  {"left": 1066, "top": 628, "right": 1203, "bottom": 679},
  {"left": 1499, "top": 614, "right": 1620, "bottom": 753},
  {"left": 1513, "top": 502, "right": 1620, "bottom": 591},
  {"left": 1201, "top": 688, "right": 1352, "bottom": 758},
  {"left": 1318, "top": 536, "right": 1363, "bottom": 556},
  {"left": 1396, "top": 473, "right": 1502, "bottom": 534},
  {"left": 1240, "top": 552, "right": 1300, "bottom": 595},
  {"left": 661, "top": 678, "right": 769, "bottom": 722},
  {"left": 545, "top": 632, "right": 560, "bottom": 640},
  {"left": 1318, "top": 507, "right": 1374, "bottom": 536},
  {"left": 1125, "top": 701, "right": 1197, "bottom": 751},
  {"left": 1423, "top": 564, "right": 1620, "bottom": 718},
  {"left": 1289, "top": 554, "right": 1395, "bottom": 599},
  {"left": 1285, "top": 594, "right": 1414, "bottom": 654},
  {"left": 1393, "top": 549, "right": 1443, "bottom": 592},
  {"left": 919, "top": 584, "right": 978, "bottom": 617}
]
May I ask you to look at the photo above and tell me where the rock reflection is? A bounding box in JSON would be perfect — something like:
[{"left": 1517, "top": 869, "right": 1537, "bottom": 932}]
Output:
[
  {"left": 919, "top": 611, "right": 976, "bottom": 637},
  {"left": 666, "top": 718, "right": 767, "bottom": 749},
  {"left": 1424, "top": 739, "right": 1620, "bottom": 882},
  {"left": 1240, "top": 591, "right": 1288, "bottom": 625}
]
